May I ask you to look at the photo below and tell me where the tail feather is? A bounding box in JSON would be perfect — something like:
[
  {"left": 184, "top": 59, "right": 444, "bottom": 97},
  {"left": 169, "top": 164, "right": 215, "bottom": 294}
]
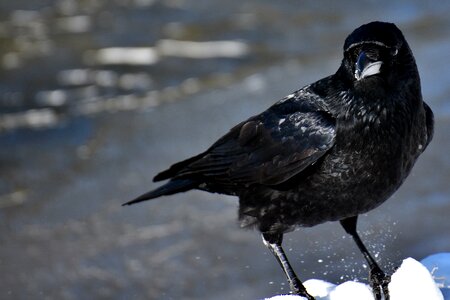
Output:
[
  {"left": 123, "top": 179, "right": 196, "bottom": 206},
  {"left": 153, "top": 152, "right": 206, "bottom": 182}
]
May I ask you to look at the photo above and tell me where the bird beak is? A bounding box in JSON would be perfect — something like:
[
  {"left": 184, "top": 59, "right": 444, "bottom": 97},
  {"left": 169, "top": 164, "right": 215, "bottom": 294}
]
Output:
[{"left": 354, "top": 51, "right": 383, "bottom": 80}]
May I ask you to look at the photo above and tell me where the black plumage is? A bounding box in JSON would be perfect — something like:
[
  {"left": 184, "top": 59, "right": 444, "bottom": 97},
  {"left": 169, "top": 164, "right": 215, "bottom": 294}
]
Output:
[{"left": 125, "top": 21, "right": 433, "bottom": 300}]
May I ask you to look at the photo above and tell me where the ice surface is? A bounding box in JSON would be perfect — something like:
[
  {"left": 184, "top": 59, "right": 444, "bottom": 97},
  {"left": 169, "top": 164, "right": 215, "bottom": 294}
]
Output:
[
  {"left": 265, "top": 257, "right": 446, "bottom": 300},
  {"left": 421, "top": 253, "right": 450, "bottom": 299}
]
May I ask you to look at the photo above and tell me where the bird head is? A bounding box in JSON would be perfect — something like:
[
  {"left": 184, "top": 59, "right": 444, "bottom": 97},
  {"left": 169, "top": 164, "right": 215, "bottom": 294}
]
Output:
[{"left": 341, "top": 22, "right": 417, "bottom": 85}]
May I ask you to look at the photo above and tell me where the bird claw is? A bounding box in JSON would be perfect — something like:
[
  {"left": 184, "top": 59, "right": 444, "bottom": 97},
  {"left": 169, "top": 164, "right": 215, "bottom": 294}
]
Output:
[{"left": 369, "top": 266, "right": 391, "bottom": 300}]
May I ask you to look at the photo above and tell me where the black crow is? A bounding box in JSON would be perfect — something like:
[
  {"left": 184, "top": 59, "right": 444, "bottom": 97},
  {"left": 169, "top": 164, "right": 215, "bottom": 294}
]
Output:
[{"left": 124, "top": 21, "right": 434, "bottom": 300}]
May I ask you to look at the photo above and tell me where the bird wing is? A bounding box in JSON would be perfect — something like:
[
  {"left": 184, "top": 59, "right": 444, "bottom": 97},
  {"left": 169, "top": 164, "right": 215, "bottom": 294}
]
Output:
[{"left": 155, "top": 95, "right": 336, "bottom": 186}]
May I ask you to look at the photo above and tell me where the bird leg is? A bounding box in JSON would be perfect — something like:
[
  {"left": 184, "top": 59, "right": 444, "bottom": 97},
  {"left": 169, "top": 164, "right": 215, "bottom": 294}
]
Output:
[
  {"left": 262, "top": 233, "right": 315, "bottom": 300},
  {"left": 340, "top": 216, "right": 391, "bottom": 300}
]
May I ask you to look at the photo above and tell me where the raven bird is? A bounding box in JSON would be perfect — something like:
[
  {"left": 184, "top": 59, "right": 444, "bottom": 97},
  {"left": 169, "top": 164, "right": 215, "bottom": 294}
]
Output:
[{"left": 124, "top": 21, "right": 433, "bottom": 300}]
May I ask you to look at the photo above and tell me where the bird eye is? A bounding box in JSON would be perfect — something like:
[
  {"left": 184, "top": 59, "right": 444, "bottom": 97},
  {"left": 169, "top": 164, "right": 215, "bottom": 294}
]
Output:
[
  {"left": 365, "top": 52, "right": 378, "bottom": 61},
  {"left": 392, "top": 48, "right": 398, "bottom": 56}
]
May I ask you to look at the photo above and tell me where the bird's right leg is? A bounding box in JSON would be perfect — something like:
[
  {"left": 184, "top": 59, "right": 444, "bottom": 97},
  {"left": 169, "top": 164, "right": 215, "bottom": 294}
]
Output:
[
  {"left": 340, "top": 216, "right": 390, "bottom": 300},
  {"left": 262, "top": 233, "right": 315, "bottom": 300}
]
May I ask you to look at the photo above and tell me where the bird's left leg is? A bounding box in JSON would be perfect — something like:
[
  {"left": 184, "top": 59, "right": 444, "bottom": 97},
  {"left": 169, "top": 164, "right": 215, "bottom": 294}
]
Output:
[
  {"left": 262, "top": 233, "right": 315, "bottom": 300},
  {"left": 340, "top": 216, "right": 391, "bottom": 300}
]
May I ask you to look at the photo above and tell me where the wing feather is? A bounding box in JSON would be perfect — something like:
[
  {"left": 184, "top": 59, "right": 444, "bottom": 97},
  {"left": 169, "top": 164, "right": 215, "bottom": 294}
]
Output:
[{"left": 164, "top": 94, "right": 336, "bottom": 186}]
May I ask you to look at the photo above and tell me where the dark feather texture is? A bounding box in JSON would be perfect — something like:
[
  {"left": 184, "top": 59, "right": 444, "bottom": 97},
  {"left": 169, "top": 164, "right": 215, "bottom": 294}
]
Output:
[
  {"left": 124, "top": 22, "right": 433, "bottom": 298},
  {"left": 127, "top": 21, "right": 433, "bottom": 232}
]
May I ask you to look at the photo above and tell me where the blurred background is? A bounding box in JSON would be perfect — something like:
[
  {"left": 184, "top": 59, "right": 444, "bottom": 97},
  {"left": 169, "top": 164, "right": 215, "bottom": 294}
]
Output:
[{"left": 1, "top": 0, "right": 449, "bottom": 299}]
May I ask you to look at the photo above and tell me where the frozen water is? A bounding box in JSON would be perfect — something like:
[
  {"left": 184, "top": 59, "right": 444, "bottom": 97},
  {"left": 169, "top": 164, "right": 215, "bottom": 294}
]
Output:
[{"left": 421, "top": 253, "right": 450, "bottom": 299}]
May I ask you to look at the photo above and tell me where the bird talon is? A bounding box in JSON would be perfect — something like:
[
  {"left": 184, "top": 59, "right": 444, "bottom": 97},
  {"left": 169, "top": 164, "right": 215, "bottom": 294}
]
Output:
[
  {"left": 381, "top": 275, "right": 391, "bottom": 300},
  {"left": 369, "top": 267, "right": 391, "bottom": 300}
]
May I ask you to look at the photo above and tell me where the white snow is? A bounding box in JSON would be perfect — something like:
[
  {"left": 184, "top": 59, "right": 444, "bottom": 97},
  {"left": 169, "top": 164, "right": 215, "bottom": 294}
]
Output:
[
  {"left": 389, "top": 258, "right": 443, "bottom": 299},
  {"left": 265, "top": 256, "right": 449, "bottom": 300},
  {"left": 303, "top": 279, "right": 335, "bottom": 298}
]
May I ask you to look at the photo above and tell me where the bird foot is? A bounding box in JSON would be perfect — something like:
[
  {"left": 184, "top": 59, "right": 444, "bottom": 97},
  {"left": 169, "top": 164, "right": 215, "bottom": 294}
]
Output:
[
  {"left": 291, "top": 290, "right": 315, "bottom": 300},
  {"left": 369, "top": 266, "right": 391, "bottom": 300},
  {"left": 288, "top": 280, "right": 315, "bottom": 300},
  {"left": 289, "top": 284, "right": 315, "bottom": 300}
]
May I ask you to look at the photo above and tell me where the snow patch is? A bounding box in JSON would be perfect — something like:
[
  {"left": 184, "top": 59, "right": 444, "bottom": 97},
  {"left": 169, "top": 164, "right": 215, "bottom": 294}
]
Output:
[
  {"left": 265, "top": 257, "right": 445, "bottom": 300},
  {"left": 303, "top": 279, "right": 335, "bottom": 298},
  {"left": 389, "top": 258, "right": 443, "bottom": 300},
  {"left": 327, "top": 281, "right": 374, "bottom": 300}
]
